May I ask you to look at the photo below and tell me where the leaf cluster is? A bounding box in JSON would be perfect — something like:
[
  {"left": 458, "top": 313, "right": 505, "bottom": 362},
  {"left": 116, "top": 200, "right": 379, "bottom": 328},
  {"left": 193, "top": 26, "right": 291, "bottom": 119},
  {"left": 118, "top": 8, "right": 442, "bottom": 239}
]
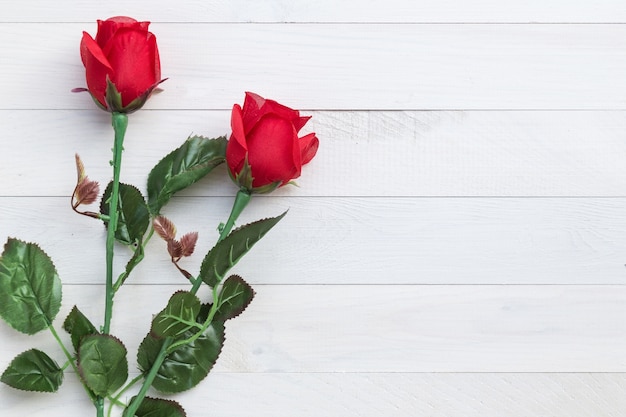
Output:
[{"left": 0, "top": 135, "right": 286, "bottom": 416}]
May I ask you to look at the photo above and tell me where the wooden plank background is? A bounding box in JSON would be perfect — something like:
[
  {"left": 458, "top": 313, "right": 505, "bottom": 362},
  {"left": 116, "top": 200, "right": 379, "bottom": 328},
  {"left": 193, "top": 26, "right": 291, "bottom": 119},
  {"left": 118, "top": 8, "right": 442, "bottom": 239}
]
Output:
[{"left": 1, "top": 1, "right": 626, "bottom": 416}]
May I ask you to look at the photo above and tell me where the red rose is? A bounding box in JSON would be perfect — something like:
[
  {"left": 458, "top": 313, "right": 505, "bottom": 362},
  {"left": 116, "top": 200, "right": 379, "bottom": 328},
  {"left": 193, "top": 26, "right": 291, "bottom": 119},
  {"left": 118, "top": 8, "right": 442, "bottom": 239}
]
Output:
[
  {"left": 226, "top": 92, "right": 319, "bottom": 193},
  {"left": 78, "top": 16, "right": 163, "bottom": 112}
]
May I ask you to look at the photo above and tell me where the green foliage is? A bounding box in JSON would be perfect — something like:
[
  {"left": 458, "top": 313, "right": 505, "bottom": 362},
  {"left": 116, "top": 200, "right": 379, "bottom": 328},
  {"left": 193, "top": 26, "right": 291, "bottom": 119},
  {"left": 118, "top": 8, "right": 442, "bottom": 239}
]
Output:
[
  {"left": 116, "top": 242, "right": 145, "bottom": 289},
  {"left": 1, "top": 349, "right": 63, "bottom": 393},
  {"left": 200, "top": 212, "right": 286, "bottom": 287},
  {"left": 78, "top": 334, "right": 128, "bottom": 397},
  {"left": 137, "top": 322, "right": 224, "bottom": 394},
  {"left": 151, "top": 291, "right": 202, "bottom": 339},
  {"left": 63, "top": 306, "right": 98, "bottom": 352},
  {"left": 124, "top": 396, "right": 187, "bottom": 417},
  {"left": 215, "top": 275, "right": 255, "bottom": 321},
  {"left": 101, "top": 182, "right": 150, "bottom": 246},
  {"left": 0, "top": 238, "right": 61, "bottom": 334},
  {"left": 147, "top": 135, "right": 228, "bottom": 215}
]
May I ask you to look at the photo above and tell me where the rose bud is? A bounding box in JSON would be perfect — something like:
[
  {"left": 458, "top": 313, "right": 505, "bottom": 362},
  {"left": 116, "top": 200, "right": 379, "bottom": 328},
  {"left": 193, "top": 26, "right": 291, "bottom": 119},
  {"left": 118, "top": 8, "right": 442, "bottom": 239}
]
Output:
[
  {"left": 76, "top": 16, "right": 164, "bottom": 113},
  {"left": 226, "top": 92, "right": 319, "bottom": 194}
]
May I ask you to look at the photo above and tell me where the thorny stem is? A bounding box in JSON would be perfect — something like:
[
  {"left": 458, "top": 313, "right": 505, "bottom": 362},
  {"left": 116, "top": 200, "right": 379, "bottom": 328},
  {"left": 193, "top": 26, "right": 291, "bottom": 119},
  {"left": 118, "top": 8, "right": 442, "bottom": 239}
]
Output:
[
  {"left": 107, "top": 374, "right": 143, "bottom": 417},
  {"left": 124, "top": 339, "right": 172, "bottom": 417},
  {"left": 127, "top": 189, "right": 252, "bottom": 414},
  {"left": 218, "top": 189, "right": 251, "bottom": 243},
  {"left": 103, "top": 112, "right": 128, "bottom": 334},
  {"left": 168, "top": 285, "right": 220, "bottom": 352},
  {"left": 190, "top": 189, "right": 251, "bottom": 294}
]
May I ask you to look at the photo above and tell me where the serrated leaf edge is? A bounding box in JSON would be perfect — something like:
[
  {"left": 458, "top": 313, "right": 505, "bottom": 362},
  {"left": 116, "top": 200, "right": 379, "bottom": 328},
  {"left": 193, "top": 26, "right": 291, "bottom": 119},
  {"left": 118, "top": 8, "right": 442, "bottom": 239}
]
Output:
[
  {"left": 77, "top": 334, "right": 128, "bottom": 396},
  {"left": 200, "top": 212, "right": 286, "bottom": 286},
  {"left": 0, "top": 237, "right": 62, "bottom": 335},
  {"left": 1, "top": 348, "right": 63, "bottom": 393},
  {"left": 217, "top": 274, "right": 255, "bottom": 321}
]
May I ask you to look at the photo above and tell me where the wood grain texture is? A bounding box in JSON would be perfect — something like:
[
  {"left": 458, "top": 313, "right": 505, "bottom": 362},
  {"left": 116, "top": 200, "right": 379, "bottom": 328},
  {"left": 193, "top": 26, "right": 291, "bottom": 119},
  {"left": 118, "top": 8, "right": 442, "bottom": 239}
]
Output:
[
  {"left": 0, "top": 24, "right": 625, "bottom": 110},
  {"left": 1, "top": 197, "right": 626, "bottom": 285},
  {"left": 1, "top": 2, "right": 625, "bottom": 417},
  {"left": 3, "top": 373, "right": 626, "bottom": 417},
  {"left": 2, "top": 110, "right": 626, "bottom": 197},
  {"left": 1, "top": 285, "right": 625, "bottom": 374},
  {"left": 121, "top": 372, "right": 626, "bottom": 417},
  {"left": 2, "top": 1, "right": 626, "bottom": 23}
]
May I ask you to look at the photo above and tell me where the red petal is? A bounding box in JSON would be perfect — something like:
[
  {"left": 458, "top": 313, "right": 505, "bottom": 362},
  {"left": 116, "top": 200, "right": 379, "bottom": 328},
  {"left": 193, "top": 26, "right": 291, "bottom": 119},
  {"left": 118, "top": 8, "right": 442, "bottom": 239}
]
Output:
[
  {"left": 148, "top": 32, "right": 161, "bottom": 82},
  {"left": 80, "top": 32, "right": 113, "bottom": 107},
  {"left": 226, "top": 104, "right": 248, "bottom": 176},
  {"left": 104, "top": 28, "right": 160, "bottom": 107},
  {"left": 299, "top": 133, "right": 319, "bottom": 165},
  {"left": 246, "top": 115, "right": 300, "bottom": 187},
  {"left": 262, "top": 98, "right": 301, "bottom": 123},
  {"left": 241, "top": 92, "right": 265, "bottom": 135},
  {"left": 293, "top": 116, "right": 311, "bottom": 132},
  {"left": 96, "top": 17, "right": 148, "bottom": 47}
]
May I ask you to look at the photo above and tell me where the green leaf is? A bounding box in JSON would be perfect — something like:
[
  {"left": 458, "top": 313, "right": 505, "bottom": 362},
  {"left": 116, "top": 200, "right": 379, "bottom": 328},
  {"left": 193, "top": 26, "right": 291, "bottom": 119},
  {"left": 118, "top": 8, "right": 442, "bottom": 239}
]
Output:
[
  {"left": 124, "top": 396, "right": 186, "bottom": 417},
  {"left": 147, "top": 135, "right": 227, "bottom": 214},
  {"left": 116, "top": 242, "right": 145, "bottom": 288},
  {"left": 1, "top": 349, "right": 63, "bottom": 392},
  {"left": 101, "top": 182, "right": 150, "bottom": 246},
  {"left": 200, "top": 212, "right": 287, "bottom": 287},
  {"left": 215, "top": 275, "right": 255, "bottom": 321},
  {"left": 78, "top": 334, "right": 128, "bottom": 397},
  {"left": 0, "top": 238, "right": 61, "bottom": 334},
  {"left": 137, "top": 322, "right": 224, "bottom": 394},
  {"left": 63, "top": 306, "right": 98, "bottom": 352},
  {"left": 151, "top": 291, "right": 202, "bottom": 339}
]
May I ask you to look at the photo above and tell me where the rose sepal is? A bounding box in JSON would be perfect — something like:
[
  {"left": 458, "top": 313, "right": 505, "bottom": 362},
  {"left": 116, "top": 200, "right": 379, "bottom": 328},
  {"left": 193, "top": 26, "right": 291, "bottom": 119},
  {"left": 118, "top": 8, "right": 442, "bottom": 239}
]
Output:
[
  {"left": 104, "top": 77, "right": 167, "bottom": 114},
  {"left": 231, "top": 156, "right": 281, "bottom": 194}
]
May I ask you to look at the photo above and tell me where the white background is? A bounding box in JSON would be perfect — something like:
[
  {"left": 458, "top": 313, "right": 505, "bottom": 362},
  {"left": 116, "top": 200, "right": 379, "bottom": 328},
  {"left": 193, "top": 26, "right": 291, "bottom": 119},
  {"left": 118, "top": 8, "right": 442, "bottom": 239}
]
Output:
[{"left": 1, "top": 1, "right": 626, "bottom": 416}]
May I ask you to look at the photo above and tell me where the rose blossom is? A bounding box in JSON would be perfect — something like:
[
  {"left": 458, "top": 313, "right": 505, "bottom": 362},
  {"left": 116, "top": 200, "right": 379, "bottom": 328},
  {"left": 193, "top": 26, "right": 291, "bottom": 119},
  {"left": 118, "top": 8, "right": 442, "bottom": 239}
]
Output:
[
  {"left": 226, "top": 92, "right": 319, "bottom": 193},
  {"left": 77, "top": 16, "right": 163, "bottom": 112}
]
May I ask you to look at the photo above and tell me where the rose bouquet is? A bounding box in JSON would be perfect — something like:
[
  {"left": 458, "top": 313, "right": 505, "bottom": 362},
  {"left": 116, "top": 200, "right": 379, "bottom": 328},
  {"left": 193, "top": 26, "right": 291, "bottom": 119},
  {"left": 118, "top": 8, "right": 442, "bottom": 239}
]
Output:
[{"left": 0, "top": 17, "right": 318, "bottom": 417}]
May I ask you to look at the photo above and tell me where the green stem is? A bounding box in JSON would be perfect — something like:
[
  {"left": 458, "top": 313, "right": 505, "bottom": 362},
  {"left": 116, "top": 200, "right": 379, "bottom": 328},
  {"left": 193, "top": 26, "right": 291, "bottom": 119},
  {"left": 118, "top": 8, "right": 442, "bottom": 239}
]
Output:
[
  {"left": 107, "top": 374, "right": 143, "bottom": 417},
  {"left": 190, "top": 189, "right": 251, "bottom": 294},
  {"left": 124, "top": 339, "right": 172, "bottom": 417},
  {"left": 103, "top": 112, "right": 128, "bottom": 334},
  {"left": 168, "top": 285, "right": 220, "bottom": 352},
  {"left": 112, "top": 227, "right": 154, "bottom": 292},
  {"left": 48, "top": 323, "right": 99, "bottom": 402},
  {"left": 96, "top": 398, "right": 105, "bottom": 417},
  {"left": 128, "top": 190, "right": 252, "bottom": 414},
  {"left": 218, "top": 189, "right": 251, "bottom": 243}
]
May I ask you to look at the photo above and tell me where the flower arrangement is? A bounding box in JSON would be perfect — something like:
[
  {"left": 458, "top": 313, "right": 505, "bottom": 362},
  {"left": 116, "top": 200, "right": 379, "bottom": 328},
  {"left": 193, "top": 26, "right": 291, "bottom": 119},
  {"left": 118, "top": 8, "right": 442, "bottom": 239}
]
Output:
[{"left": 0, "top": 16, "right": 318, "bottom": 417}]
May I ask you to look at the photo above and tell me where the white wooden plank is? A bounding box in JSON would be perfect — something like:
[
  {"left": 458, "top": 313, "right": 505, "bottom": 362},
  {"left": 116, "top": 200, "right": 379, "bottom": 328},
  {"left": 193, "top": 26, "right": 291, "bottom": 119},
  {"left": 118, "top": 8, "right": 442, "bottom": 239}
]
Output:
[
  {"left": 2, "top": 1, "right": 626, "bottom": 23},
  {"left": 2, "top": 197, "right": 626, "bottom": 285},
  {"left": 2, "top": 110, "right": 626, "bottom": 197},
  {"left": 0, "top": 2, "right": 624, "bottom": 416},
  {"left": 2, "top": 373, "right": 626, "bottom": 417},
  {"left": 1, "top": 285, "right": 625, "bottom": 373},
  {"left": 1, "top": 24, "right": 624, "bottom": 110}
]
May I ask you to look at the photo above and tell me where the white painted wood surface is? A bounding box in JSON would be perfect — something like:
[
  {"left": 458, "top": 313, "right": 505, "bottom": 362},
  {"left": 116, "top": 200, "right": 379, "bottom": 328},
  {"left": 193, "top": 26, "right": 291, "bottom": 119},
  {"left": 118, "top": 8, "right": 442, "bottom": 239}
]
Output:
[
  {"left": 3, "top": 24, "right": 626, "bottom": 110},
  {"left": 1, "top": 2, "right": 625, "bottom": 417}
]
